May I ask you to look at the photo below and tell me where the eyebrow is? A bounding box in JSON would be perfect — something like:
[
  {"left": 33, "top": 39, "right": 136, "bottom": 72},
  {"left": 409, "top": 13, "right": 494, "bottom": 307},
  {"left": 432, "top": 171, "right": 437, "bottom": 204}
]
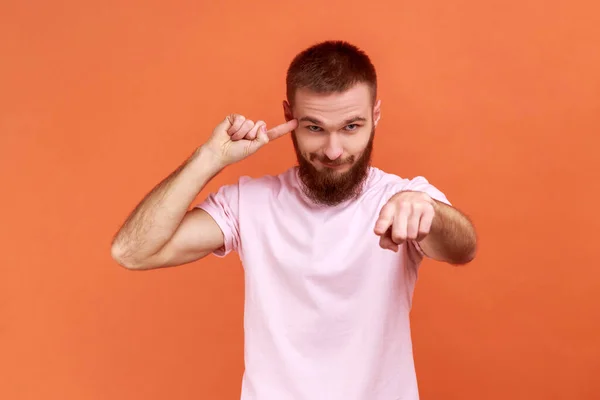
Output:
[{"left": 299, "top": 116, "right": 367, "bottom": 125}]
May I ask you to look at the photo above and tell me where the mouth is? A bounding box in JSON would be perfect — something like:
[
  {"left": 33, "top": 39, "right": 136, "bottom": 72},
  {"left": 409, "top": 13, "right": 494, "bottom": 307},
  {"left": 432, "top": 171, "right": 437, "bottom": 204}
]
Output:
[{"left": 320, "top": 160, "right": 347, "bottom": 169}]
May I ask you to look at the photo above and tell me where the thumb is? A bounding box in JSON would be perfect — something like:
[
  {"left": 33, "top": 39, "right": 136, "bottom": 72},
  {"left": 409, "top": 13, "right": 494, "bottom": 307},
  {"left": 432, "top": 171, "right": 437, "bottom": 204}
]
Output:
[{"left": 249, "top": 124, "right": 270, "bottom": 150}]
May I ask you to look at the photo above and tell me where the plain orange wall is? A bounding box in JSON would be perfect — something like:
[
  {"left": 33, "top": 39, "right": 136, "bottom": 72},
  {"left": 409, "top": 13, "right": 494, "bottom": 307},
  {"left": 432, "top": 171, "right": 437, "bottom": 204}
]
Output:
[{"left": 1, "top": 1, "right": 599, "bottom": 399}]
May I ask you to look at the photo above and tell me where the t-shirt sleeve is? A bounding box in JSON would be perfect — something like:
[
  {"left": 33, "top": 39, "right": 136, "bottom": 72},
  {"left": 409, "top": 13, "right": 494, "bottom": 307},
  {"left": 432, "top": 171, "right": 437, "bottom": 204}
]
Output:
[
  {"left": 402, "top": 176, "right": 451, "bottom": 206},
  {"left": 194, "top": 182, "right": 241, "bottom": 258},
  {"left": 394, "top": 176, "right": 452, "bottom": 258}
]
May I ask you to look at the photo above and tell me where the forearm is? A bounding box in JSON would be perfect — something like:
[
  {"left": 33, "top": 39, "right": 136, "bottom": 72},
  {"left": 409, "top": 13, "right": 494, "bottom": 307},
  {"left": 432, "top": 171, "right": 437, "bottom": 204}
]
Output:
[
  {"left": 111, "top": 145, "right": 224, "bottom": 264},
  {"left": 419, "top": 201, "right": 477, "bottom": 265}
]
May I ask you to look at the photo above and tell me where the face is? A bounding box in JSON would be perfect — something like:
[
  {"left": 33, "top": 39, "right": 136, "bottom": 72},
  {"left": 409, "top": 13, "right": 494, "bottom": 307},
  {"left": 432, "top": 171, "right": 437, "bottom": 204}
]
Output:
[{"left": 284, "top": 83, "right": 381, "bottom": 206}]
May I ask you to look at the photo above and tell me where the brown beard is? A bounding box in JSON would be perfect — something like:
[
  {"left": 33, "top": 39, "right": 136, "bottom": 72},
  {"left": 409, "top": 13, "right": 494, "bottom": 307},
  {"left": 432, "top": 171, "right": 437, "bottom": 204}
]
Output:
[{"left": 291, "top": 128, "right": 374, "bottom": 206}]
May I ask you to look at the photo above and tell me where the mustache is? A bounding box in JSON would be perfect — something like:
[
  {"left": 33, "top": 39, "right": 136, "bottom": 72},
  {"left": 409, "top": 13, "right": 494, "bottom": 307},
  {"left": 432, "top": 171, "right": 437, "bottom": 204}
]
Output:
[{"left": 309, "top": 153, "right": 355, "bottom": 166}]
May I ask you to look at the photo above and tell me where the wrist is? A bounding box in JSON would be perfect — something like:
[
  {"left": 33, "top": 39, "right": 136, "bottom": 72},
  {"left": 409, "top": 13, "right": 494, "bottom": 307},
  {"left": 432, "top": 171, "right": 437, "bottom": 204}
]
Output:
[
  {"left": 189, "top": 145, "right": 227, "bottom": 178},
  {"left": 430, "top": 199, "right": 445, "bottom": 233}
]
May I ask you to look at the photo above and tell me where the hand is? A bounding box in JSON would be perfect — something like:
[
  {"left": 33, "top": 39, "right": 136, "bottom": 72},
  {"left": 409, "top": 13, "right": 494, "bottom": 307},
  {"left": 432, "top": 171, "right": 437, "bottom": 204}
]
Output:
[
  {"left": 374, "top": 191, "right": 437, "bottom": 252},
  {"left": 204, "top": 113, "right": 298, "bottom": 168}
]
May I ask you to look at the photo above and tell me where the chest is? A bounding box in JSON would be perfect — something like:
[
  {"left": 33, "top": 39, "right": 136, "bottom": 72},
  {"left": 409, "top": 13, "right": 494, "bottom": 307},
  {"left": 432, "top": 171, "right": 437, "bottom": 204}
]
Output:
[{"left": 237, "top": 196, "right": 402, "bottom": 284}]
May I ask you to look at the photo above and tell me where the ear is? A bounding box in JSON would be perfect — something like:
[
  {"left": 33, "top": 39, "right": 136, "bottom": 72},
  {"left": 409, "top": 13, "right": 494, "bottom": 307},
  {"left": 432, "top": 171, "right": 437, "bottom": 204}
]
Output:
[
  {"left": 283, "top": 100, "right": 294, "bottom": 122},
  {"left": 373, "top": 99, "right": 381, "bottom": 126}
]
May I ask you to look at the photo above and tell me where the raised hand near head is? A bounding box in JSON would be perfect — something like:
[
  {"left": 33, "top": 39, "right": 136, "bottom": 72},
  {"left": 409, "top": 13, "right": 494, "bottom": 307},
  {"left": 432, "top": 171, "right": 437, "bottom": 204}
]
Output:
[{"left": 204, "top": 113, "right": 298, "bottom": 168}]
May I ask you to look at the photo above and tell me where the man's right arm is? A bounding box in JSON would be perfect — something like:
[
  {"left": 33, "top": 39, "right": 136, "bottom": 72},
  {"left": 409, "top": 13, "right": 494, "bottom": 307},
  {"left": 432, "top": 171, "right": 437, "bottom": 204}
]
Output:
[
  {"left": 110, "top": 114, "right": 297, "bottom": 270},
  {"left": 110, "top": 146, "right": 225, "bottom": 270}
]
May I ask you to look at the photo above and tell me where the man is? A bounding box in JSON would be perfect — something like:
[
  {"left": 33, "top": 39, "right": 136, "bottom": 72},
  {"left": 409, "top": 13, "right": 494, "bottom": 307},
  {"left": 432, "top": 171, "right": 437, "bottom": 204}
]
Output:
[{"left": 111, "top": 40, "right": 477, "bottom": 400}]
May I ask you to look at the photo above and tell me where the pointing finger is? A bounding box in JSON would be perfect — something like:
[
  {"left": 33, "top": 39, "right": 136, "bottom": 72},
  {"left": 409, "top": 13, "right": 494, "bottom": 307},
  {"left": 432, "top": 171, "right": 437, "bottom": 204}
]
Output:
[
  {"left": 266, "top": 119, "right": 298, "bottom": 141},
  {"left": 374, "top": 203, "right": 396, "bottom": 236}
]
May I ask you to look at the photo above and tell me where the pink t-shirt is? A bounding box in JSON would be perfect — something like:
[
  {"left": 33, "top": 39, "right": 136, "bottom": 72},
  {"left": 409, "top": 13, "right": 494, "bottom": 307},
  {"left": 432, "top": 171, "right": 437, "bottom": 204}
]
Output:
[{"left": 196, "top": 166, "right": 450, "bottom": 400}]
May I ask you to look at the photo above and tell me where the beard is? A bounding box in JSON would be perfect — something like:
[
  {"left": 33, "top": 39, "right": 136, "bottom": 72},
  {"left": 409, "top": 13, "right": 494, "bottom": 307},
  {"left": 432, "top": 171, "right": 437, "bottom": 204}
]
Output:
[{"left": 291, "top": 128, "right": 374, "bottom": 206}]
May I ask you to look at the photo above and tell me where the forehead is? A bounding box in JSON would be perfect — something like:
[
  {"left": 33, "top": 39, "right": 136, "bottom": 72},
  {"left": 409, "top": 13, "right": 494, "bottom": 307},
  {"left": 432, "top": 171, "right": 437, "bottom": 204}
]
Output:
[{"left": 292, "top": 83, "right": 372, "bottom": 123}]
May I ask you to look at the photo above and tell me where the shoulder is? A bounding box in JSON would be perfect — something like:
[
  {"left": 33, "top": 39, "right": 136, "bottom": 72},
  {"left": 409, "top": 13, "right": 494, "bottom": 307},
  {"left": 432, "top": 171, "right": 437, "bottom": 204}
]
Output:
[
  {"left": 236, "top": 167, "right": 296, "bottom": 191},
  {"left": 214, "top": 167, "right": 298, "bottom": 200},
  {"left": 365, "top": 167, "right": 451, "bottom": 205},
  {"left": 363, "top": 166, "right": 415, "bottom": 196},
  {"left": 365, "top": 167, "right": 409, "bottom": 189},
  {"left": 195, "top": 168, "right": 296, "bottom": 215}
]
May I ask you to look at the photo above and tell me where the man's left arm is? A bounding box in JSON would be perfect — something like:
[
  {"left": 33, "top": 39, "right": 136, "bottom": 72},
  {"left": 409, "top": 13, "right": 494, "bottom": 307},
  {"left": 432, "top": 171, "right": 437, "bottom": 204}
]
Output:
[
  {"left": 374, "top": 190, "right": 477, "bottom": 265},
  {"left": 418, "top": 199, "right": 477, "bottom": 264}
]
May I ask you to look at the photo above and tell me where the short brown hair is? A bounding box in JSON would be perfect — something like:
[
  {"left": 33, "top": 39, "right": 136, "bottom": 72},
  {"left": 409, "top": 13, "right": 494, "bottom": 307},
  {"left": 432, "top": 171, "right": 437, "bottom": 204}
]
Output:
[{"left": 286, "top": 40, "right": 377, "bottom": 106}]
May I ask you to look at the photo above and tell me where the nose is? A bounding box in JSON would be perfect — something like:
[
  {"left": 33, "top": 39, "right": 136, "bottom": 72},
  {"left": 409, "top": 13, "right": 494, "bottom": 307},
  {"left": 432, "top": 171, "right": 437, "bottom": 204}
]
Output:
[{"left": 324, "top": 135, "right": 343, "bottom": 160}]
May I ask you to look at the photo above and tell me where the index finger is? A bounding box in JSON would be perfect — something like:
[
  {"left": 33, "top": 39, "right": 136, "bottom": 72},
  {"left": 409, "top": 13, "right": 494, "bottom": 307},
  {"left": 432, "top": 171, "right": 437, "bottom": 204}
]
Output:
[
  {"left": 266, "top": 119, "right": 298, "bottom": 141},
  {"left": 374, "top": 203, "right": 396, "bottom": 236}
]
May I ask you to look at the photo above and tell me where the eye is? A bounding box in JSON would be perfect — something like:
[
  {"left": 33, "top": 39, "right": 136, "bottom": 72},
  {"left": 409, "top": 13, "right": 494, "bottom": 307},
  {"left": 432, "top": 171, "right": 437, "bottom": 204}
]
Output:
[
  {"left": 307, "top": 125, "right": 322, "bottom": 132},
  {"left": 345, "top": 124, "right": 360, "bottom": 131}
]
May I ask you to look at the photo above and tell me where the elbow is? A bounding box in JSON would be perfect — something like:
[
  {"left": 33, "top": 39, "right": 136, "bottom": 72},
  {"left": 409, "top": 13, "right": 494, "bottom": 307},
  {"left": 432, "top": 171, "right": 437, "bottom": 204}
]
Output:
[
  {"left": 110, "top": 243, "right": 145, "bottom": 271},
  {"left": 454, "top": 236, "right": 478, "bottom": 266},
  {"left": 448, "top": 252, "right": 475, "bottom": 266},
  {"left": 454, "top": 249, "right": 476, "bottom": 265}
]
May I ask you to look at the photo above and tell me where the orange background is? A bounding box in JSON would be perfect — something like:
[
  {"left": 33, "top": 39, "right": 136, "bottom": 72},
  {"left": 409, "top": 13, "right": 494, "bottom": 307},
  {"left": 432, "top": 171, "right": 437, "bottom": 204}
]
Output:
[{"left": 1, "top": 1, "right": 599, "bottom": 399}]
